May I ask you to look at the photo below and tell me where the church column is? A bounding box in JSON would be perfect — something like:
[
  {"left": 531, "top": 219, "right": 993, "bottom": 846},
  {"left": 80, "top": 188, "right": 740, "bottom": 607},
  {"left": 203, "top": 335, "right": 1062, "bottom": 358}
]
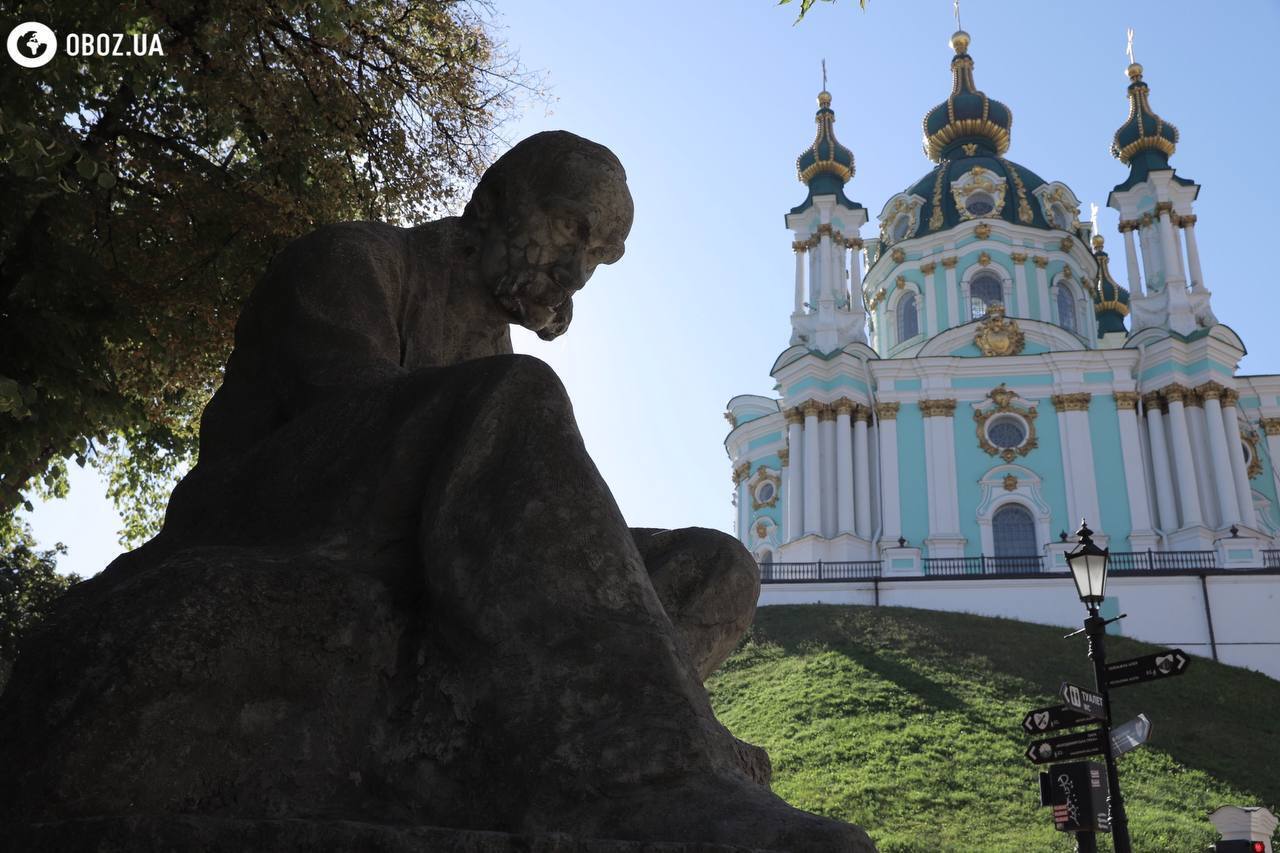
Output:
[
  {"left": 1119, "top": 221, "right": 1145, "bottom": 297},
  {"left": 1180, "top": 215, "right": 1205, "bottom": 293},
  {"left": 1221, "top": 389, "right": 1258, "bottom": 529},
  {"left": 849, "top": 238, "right": 864, "bottom": 301},
  {"left": 732, "top": 462, "right": 750, "bottom": 542},
  {"left": 1052, "top": 393, "right": 1102, "bottom": 534},
  {"left": 834, "top": 399, "right": 855, "bottom": 536},
  {"left": 818, "top": 226, "right": 836, "bottom": 310},
  {"left": 808, "top": 243, "right": 820, "bottom": 308},
  {"left": 1163, "top": 385, "right": 1204, "bottom": 529},
  {"left": 1138, "top": 212, "right": 1162, "bottom": 289},
  {"left": 920, "top": 262, "right": 937, "bottom": 337},
  {"left": 1198, "top": 382, "right": 1241, "bottom": 528},
  {"left": 1183, "top": 390, "right": 1220, "bottom": 528},
  {"left": 1156, "top": 203, "right": 1188, "bottom": 288},
  {"left": 853, "top": 405, "right": 872, "bottom": 539},
  {"left": 1010, "top": 252, "right": 1029, "bottom": 317},
  {"left": 1114, "top": 393, "right": 1156, "bottom": 542},
  {"left": 1032, "top": 256, "right": 1050, "bottom": 322},
  {"left": 819, "top": 404, "right": 837, "bottom": 537},
  {"left": 1143, "top": 392, "right": 1180, "bottom": 531},
  {"left": 875, "top": 402, "right": 901, "bottom": 545},
  {"left": 792, "top": 241, "right": 807, "bottom": 313},
  {"left": 920, "top": 399, "right": 962, "bottom": 556},
  {"left": 802, "top": 401, "right": 822, "bottom": 536},
  {"left": 784, "top": 408, "right": 804, "bottom": 541},
  {"left": 1261, "top": 418, "right": 1280, "bottom": 508},
  {"left": 942, "top": 256, "right": 959, "bottom": 328}
]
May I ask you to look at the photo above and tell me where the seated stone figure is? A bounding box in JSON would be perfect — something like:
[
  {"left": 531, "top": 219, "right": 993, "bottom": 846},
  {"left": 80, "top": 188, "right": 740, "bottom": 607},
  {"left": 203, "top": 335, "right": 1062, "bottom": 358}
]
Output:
[{"left": 0, "top": 132, "right": 874, "bottom": 852}]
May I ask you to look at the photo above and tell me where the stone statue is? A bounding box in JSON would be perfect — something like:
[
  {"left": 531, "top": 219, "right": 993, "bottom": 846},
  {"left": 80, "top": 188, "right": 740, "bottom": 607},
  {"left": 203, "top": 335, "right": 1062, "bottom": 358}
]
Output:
[{"left": 0, "top": 132, "right": 875, "bottom": 852}]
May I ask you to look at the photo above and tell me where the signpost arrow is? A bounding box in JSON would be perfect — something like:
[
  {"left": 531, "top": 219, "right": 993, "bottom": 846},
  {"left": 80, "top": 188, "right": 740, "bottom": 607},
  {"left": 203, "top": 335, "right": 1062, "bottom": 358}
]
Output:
[
  {"left": 1022, "top": 704, "right": 1097, "bottom": 734},
  {"left": 1059, "top": 681, "right": 1106, "bottom": 720},
  {"left": 1110, "top": 713, "right": 1152, "bottom": 757},
  {"left": 1105, "top": 649, "right": 1190, "bottom": 689},
  {"left": 1025, "top": 728, "right": 1108, "bottom": 765}
]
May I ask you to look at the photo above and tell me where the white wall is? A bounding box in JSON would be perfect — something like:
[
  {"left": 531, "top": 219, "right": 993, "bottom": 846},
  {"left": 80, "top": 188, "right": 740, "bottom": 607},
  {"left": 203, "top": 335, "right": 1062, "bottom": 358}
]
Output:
[{"left": 759, "top": 573, "right": 1280, "bottom": 680}]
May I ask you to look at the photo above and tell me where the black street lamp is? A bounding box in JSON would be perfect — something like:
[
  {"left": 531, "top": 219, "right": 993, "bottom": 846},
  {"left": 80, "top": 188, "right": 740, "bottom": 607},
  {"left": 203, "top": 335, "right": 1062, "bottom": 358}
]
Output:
[{"left": 1065, "top": 520, "right": 1132, "bottom": 853}]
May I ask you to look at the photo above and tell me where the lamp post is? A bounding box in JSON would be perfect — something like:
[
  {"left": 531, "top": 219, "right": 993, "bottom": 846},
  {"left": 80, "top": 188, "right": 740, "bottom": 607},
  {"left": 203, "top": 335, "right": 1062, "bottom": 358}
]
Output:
[{"left": 1066, "top": 520, "right": 1132, "bottom": 853}]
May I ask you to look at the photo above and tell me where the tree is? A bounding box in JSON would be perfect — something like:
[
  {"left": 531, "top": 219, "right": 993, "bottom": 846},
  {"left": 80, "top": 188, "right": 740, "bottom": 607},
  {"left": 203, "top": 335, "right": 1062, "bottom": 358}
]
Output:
[
  {"left": 0, "top": 0, "right": 531, "bottom": 547},
  {"left": 0, "top": 519, "right": 79, "bottom": 692},
  {"left": 777, "top": 0, "right": 870, "bottom": 23}
]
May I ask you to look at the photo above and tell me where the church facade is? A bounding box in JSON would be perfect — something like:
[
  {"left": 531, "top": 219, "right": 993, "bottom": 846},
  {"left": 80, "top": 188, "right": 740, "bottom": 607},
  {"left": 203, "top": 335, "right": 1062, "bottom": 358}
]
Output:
[{"left": 724, "top": 31, "right": 1280, "bottom": 579}]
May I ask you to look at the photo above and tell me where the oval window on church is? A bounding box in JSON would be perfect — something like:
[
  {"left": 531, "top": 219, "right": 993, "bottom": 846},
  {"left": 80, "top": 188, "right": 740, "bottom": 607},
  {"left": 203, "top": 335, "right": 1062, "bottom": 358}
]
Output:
[
  {"left": 966, "top": 193, "right": 995, "bottom": 217},
  {"left": 892, "top": 214, "right": 911, "bottom": 242},
  {"left": 986, "top": 414, "right": 1028, "bottom": 450},
  {"left": 755, "top": 481, "right": 776, "bottom": 505}
]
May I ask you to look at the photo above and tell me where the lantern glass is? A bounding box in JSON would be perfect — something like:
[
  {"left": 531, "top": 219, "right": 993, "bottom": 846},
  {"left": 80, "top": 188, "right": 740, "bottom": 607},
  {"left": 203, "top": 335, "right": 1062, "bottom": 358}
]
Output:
[{"left": 1066, "top": 521, "right": 1109, "bottom": 606}]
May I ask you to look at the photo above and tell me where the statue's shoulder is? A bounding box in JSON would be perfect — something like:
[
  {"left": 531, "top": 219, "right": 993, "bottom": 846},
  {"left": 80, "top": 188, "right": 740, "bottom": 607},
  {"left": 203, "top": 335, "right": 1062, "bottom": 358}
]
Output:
[{"left": 280, "top": 219, "right": 412, "bottom": 262}]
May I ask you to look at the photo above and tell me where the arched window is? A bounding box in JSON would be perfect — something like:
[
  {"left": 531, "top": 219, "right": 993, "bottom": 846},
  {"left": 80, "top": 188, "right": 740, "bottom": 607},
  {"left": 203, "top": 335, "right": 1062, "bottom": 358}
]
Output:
[
  {"left": 1056, "top": 286, "right": 1077, "bottom": 333},
  {"left": 992, "top": 504, "right": 1037, "bottom": 557},
  {"left": 897, "top": 292, "right": 919, "bottom": 343},
  {"left": 970, "top": 273, "right": 1003, "bottom": 319}
]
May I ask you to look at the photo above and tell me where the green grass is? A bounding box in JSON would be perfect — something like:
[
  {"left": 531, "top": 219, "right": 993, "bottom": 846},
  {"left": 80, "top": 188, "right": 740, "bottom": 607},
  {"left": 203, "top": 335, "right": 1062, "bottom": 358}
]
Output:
[{"left": 706, "top": 605, "right": 1278, "bottom": 853}]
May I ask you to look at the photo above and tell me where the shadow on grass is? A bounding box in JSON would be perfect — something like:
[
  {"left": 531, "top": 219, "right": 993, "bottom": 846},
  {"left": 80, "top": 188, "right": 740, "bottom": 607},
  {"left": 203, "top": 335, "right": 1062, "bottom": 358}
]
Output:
[{"left": 745, "top": 603, "right": 1280, "bottom": 808}]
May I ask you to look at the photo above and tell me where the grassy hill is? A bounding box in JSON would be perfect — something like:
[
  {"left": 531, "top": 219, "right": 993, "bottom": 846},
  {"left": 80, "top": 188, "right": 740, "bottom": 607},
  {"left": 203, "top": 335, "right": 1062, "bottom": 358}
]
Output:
[{"left": 706, "top": 605, "right": 1279, "bottom": 853}]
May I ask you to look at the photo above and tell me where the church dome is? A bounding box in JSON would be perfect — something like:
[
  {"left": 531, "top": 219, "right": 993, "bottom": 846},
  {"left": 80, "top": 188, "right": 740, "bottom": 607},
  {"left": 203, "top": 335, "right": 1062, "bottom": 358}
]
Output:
[
  {"left": 791, "top": 90, "right": 862, "bottom": 214},
  {"left": 1091, "top": 234, "right": 1130, "bottom": 335},
  {"left": 1111, "top": 63, "right": 1179, "bottom": 169},
  {"left": 921, "top": 31, "right": 1013, "bottom": 163}
]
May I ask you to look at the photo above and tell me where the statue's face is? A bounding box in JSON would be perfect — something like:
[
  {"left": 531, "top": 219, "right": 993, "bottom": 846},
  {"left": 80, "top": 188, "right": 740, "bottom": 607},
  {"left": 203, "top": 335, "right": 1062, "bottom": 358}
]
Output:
[{"left": 485, "top": 164, "right": 632, "bottom": 340}]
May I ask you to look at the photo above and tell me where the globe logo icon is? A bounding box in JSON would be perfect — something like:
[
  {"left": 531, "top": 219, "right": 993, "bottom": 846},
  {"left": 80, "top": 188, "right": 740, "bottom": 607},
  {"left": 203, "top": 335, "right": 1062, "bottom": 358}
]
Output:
[{"left": 7, "top": 22, "right": 57, "bottom": 68}]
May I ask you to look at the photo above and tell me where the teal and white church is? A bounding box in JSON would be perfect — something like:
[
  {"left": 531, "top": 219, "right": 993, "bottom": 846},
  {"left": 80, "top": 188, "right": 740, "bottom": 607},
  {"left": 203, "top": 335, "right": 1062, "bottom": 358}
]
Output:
[{"left": 724, "top": 31, "right": 1280, "bottom": 579}]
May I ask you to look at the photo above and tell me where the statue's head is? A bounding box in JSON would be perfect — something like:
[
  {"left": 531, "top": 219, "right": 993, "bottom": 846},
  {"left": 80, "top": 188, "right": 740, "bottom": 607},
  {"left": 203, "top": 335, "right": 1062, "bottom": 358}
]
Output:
[{"left": 463, "top": 131, "right": 633, "bottom": 340}]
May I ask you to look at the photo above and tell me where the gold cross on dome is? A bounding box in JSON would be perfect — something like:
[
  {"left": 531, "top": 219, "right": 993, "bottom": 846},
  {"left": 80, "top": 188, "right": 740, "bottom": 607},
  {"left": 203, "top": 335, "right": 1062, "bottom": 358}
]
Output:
[
  {"left": 954, "top": 0, "right": 962, "bottom": 31},
  {"left": 1126, "top": 27, "right": 1136, "bottom": 64},
  {"left": 821, "top": 58, "right": 827, "bottom": 91}
]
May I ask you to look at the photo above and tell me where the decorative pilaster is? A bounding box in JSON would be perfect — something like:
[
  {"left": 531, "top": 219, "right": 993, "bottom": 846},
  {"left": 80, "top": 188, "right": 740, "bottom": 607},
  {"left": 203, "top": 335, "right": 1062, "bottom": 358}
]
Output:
[
  {"left": 1051, "top": 393, "right": 1101, "bottom": 534},
  {"left": 1182, "top": 389, "right": 1220, "bottom": 528},
  {"left": 732, "top": 462, "right": 751, "bottom": 542},
  {"left": 1220, "top": 389, "right": 1258, "bottom": 529},
  {"left": 875, "top": 402, "right": 901, "bottom": 546},
  {"left": 919, "top": 399, "right": 963, "bottom": 557},
  {"left": 1163, "top": 384, "right": 1204, "bottom": 528},
  {"left": 818, "top": 403, "right": 837, "bottom": 537},
  {"left": 1143, "top": 392, "right": 1179, "bottom": 532},
  {"left": 1010, "top": 251, "right": 1029, "bottom": 317},
  {"left": 1197, "top": 382, "right": 1241, "bottom": 529},
  {"left": 784, "top": 408, "right": 804, "bottom": 541},
  {"left": 834, "top": 398, "right": 855, "bottom": 536},
  {"left": 853, "top": 405, "right": 872, "bottom": 539},
  {"left": 1032, "top": 255, "right": 1050, "bottom": 322},
  {"left": 801, "top": 400, "right": 822, "bottom": 536},
  {"left": 1138, "top": 212, "right": 1162, "bottom": 290},
  {"left": 1113, "top": 392, "right": 1156, "bottom": 547},
  {"left": 792, "top": 241, "right": 807, "bottom": 314},
  {"left": 941, "top": 256, "right": 959, "bottom": 328}
]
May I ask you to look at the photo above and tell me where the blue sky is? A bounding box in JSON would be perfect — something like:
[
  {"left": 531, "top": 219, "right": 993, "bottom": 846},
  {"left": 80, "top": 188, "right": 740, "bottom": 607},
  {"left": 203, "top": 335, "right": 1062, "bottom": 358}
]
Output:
[{"left": 24, "top": 0, "right": 1280, "bottom": 576}]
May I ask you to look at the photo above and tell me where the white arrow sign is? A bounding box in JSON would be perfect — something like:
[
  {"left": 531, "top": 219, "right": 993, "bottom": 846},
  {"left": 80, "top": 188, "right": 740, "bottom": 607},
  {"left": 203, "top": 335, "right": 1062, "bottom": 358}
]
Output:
[{"left": 1110, "top": 713, "right": 1152, "bottom": 756}]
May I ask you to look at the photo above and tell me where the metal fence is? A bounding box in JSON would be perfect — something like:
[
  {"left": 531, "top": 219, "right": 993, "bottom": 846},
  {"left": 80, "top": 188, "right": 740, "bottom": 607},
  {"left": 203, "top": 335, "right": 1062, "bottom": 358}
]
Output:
[
  {"left": 759, "top": 561, "right": 883, "bottom": 583},
  {"left": 1108, "top": 550, "right": 1217, "bottom": 571},
  {"left": 921, "top": 555, "right": 1045, "bottom": 576}
]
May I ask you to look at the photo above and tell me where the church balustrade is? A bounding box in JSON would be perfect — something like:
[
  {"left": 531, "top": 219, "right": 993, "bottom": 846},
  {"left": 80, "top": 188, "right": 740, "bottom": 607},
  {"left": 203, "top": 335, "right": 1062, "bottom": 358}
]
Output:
[
  {"left": 1108, "top": 550, "right": 1217, "bottom": 571},
  {"left": 760, "top": 560, "right": 883, "bottom": 583},
  {"left": 922, "top": 555, "right": 1044, "bottom": 575}
]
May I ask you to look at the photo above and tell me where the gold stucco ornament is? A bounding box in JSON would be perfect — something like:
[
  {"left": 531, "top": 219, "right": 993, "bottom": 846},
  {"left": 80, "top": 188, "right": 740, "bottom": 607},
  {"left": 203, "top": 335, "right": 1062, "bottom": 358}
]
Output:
[{"left": 973, "top": 303, "right": 1025, "bottom": 357}]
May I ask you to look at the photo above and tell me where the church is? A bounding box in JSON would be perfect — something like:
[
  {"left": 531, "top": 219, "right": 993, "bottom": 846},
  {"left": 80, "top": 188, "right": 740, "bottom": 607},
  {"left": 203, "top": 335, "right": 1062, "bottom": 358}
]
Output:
[{"left": 724, "top": 29, "right": 1280, "bottom": 585}]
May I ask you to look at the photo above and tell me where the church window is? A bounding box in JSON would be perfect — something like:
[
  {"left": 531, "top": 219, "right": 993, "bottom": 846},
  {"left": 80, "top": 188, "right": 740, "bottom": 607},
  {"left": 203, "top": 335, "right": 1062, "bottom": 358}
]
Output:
[
  {"left": 755, "top": 481, "right": 776, "bottom": 505},
  {"left": 1057, "top": 286, "right": 1077, "bottom": 333},
  {"left": 892, "top": 214, "right": 911, "bottom": 242},
  {"left": 758, "top": 549, "right": 774, "bottom": 565},
  {"left": 986, "top": 414, "right": 1028, "bottom": 450},
  {"left": 992, "top": 504, "right": 1037, "bottom": 557},
  {"left": 970, "top": 273, "right": 1003, "bottom": 319},
  {"left": 965, "top": 193, "right": 995, "bottom": 217},
  {"left": 898, "top": 293, "right": 919, "bottom": 342}
]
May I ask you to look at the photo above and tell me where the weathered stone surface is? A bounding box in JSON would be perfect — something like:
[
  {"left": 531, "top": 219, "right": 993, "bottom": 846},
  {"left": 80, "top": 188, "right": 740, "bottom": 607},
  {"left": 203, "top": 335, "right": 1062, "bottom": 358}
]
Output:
[{"left": 0, "top": 132, "right": 875, "bottom": 852}]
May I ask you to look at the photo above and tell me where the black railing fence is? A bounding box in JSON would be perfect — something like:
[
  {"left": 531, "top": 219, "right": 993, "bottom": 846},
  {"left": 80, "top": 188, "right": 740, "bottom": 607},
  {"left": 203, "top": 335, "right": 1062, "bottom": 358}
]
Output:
[
  {"left": 760, "top": 561, "right": 882, "bottom": 583},
  {"left": 922, "top": 555, "right": 1044, "bottom": 575},
  {"left": 1108, "top": 550, "right": 1217, "bottom": 571},
  {"left": 757, "top": 549, "right": 1274, "bottom": 583}
]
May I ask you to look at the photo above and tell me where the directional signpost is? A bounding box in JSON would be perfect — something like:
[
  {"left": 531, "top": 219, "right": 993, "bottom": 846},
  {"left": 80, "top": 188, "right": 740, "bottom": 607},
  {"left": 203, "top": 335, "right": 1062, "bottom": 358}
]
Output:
[
  {"left": 1105, "top": 649, "right": 1190, "bottom": 689},
  {"left": 1026, "top": 728, "right": 1108, "bottom": 765},
  {"left": 1022, "top": 705, "right": 1097, "bottom": 735},
  {"left": 1059, "top": 682, "right": 1106, "bottom": 720}
]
